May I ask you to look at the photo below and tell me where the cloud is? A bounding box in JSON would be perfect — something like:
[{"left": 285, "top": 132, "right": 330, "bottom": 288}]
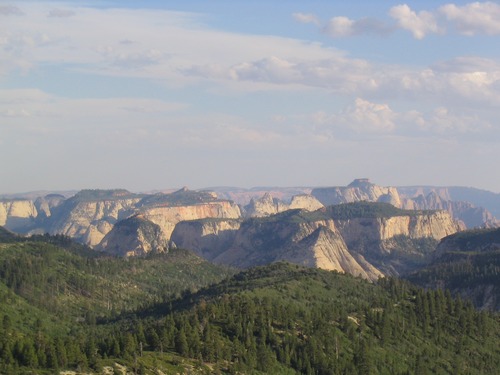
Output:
[
  {"left": 298, "top": 98, "right": 492, "bottom": 140},
  {"left": 185, "top": 55, "right": 376, "bottom": 94},
  {"left": 389, "top": 4, "right": 441, "bottom": 39},
  {"left": 296, "top": 2, "right": 500, "bottom": 40},
  {"left": 439, "top": 2, "right": 500, "bottom": 35},
  {"left": 0, "top": 89, "right": 187, "bottom": 122},
  {"left": 292, "top": 12, "right": 320, "bottom": 26},
  {"left": 323, "top": 16, "right": 392, "bottom": 38},
  {"left": 339, "top": 98, "right": 396, "bottom": 132},
  {"left": 422, "top": 106, "right": 490, "bottom": 133},
  {"left": 47, "top": 9, "right": 75, "bottom": 18},
  {"left": 0, "top": 5, "right": 23, "bottom": 16}
]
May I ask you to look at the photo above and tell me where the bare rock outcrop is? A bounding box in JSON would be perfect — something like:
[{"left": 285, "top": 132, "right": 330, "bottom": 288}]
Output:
[
  {"left": 34, "top": 194, "right": 66, "bottom": 218},
  {"left": 333, "top": 210, "right": 463, "bottom": 249},
  {"left": 209, "top": 210, "right": 385, "bottom": 280},
  {"left": 313, "top": 179, "right": 498, "bottom": 229},
  {"left": 288, "top": 194, "right": 324, "bottom": 211},
  {"left": 171, "top": 219, "right": 241, "bottom": 260},
  {"left": 96, "top": 215, "right": 169, "bottom": 256},
  {"left": 277, "top": 226, "right": 383, "bottom": 281},
  {"left": 244, "top": 193, "right": 324, "bottom": 218},
  {"left": 140, "top": 201, "right": 242, "bottom": 241},
  {"left": 312, "top": 179, "right": 402, "bottom": 207},
  {"left": 0, "top": 199, "right": 38, "bottom": 232},
  {"left": 47, "top": 190, "right": 141, "bottom": 247}
]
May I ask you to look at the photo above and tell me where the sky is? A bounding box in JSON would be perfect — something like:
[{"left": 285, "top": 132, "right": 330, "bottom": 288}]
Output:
[{"left": 1, "top": 0, "right": 500, "bottom": 194}]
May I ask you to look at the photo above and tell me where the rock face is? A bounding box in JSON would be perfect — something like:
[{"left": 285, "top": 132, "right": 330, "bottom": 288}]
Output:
[
  {"left": 33, "top": 194, "right": 66, "bottom": 219},
  {"left": 141, "top": 200, "right": 242, "bottom": 241},
  {"left": 47, "top": 190, "right": 141, "bottom": 247},
  {"left": 176, "top": 203, "right": 461, "bottom": 280},
  {"left": 0, "top": 199, "right": 38, "bottom": 232},
  {"left": 399, "top": 190, "right": 499, "bottom": 228},
  {"left": 170, "top": 219, "right": 242, "bottom": 260},
  {"left": 313, "top": 179, "right": 498, "bottom": 229},
  {"left": 334, "top": 210, "right": 463, "bottom": 248},
  {"left": 0, "top": 188, "right": 243, "bottom": 249},
  {"left": 96, "top": 215, "right": 169, "bottom": 256},
  {"left": 312, "top": 179, "right": 402, "bottom": 207},
  {"left": 244, "top": 193, "right": 324, "bottom": 218},
  {"left": 276, "top": 226, "right": 384, "bottom": 281},
  {"left": 288, "top": 194, "right": 324, "bottom": 211}
]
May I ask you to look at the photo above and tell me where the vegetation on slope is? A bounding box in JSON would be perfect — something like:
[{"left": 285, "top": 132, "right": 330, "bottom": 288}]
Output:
[
  {"left": 1, "top": 230, "right": 500, "bottom": 374},
  {"left": 406, "top": 228, "right": 500, "bottom": 310}
]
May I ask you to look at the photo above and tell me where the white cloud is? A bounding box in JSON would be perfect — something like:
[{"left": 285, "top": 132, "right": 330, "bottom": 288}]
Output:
[
  {"left": 298, "top": 98, "right": 492, "bottom": 139},
  {"left": 324, "top": 17, "right": 355, "bottom": 37},
  {"left": 340, "top": 98, "right": 396, "bottom": 132},
  {"left": 292, "top": 12, "right": 320, "bottom": 26},
  {"left": 323, "top": 16, "right": 392, "bottom": 38},
  {"left": 0, "top": 89, "right": 187, "bottom": 122},
  {"left": 47, "top": 8, "right": 75, "bottom": 18},
  {"left": 439, "top": 2, "right": 500, "bottom": 35},
  {"left": 0, "top": 5, "right": 23, "bottom": 16},
  {"left": 389, "top": 4, "right": 441, "bottom": 39}
]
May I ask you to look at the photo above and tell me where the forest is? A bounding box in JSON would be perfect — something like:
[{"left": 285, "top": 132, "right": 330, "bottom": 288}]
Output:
[{"left": 1, "top": 229, "right": 500, "bottom": 374}]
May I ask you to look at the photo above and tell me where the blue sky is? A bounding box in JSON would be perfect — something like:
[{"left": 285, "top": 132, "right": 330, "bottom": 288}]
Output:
[{"left": 1, "top": 1, "right": 500, "bottom": 193}]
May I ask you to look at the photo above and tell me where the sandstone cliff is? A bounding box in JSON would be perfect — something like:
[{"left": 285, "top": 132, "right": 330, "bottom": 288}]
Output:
[
  {"left": 170, "top": 219, "right": 242, "bottom": 260},
  {"left": 333, "top": 210, "right": 463, "bottom": 249},
  {"left": 312, "top": 179, "right": 402, "bottom": 207},
  {"left": 211, "top": 210, "right": 385, "bottom": 280},
  {"left": 34, "top": 194, "right": 66, "bottom": 219},
  {"left": 34, "top": 188, "right": 243, "bottom": 248},
  {"left": 47, "top": 190, "right": 142, "bottom": 247},
  {"left": 96, "top": 215, "right": 169, "bottom": 256},
  {"left": 140, "top": 200, "right": 242, "bottom": 241},
  {"left": 313, "top": 179, "right": 498, "bottom": 229},
  {"left": 0, "top": 199, "right": 38, "bottom": 232},
  {"left": 244, "top": 193, "right": 324, "bottom": 218},
  {"left": 182, "top": 203, "right": 462, "bottom": 279},
  {"left": 400, "top": 190, "right": 499, "bottom": 228},
  {"left": 277, "top": 226, "right": 384, "bottom": 281}
]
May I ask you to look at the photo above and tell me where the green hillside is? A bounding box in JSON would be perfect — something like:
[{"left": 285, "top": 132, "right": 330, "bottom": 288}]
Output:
[
  {"left": 1, "top": 231, "right": 500, "bottom": 374},
  {"left": 406, "top": 228, "right": 500, "bottom": 310},
  {"left": 94, "top": 263, "right": 499, "bottom": 375}
]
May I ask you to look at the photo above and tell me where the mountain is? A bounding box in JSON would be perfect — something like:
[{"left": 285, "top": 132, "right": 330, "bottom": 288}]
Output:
[
  {"left": 399, "top": 185, "right": 500, "bottom": 219},
  {"left": 1, "top": 227, "right": 500, "bottom": 374},
  {"left": 0, "top": 188, "right": 242, "bottom": 249},
  {"left": 0, "top": 198, "right": 38, "bottom": 232},
  {"left": 0, "top": 230, "right": 232, "bottom": 321},
  {"left": 97, "top": 263, "right": 500, "bottom": 374},
  {"left": 406, "top": 227, "right": 500, "bottom": 310},
  {"left": 95, "top": 215, "right": 170, "bottom": 256},
  {"left": 173, "top": 202, "right": 461, "bottom": 279},
  {"left": 45, "top": 189, "right": 142, "bottom": 246},
  {"left": 312, "top": 179, "right": 499, "bottom": 228},
  {"left": 244, "top": 192, "right": 324, "bottom": 217}
]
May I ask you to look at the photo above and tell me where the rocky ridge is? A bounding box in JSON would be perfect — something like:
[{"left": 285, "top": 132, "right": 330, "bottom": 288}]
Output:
[
  {"left": 244, "top": 192, "right": 324, "bottom": 218},
  {"left": 172, "top": 203, "right": 461, "bottom": 280},
  {"left": 96, "top": 215, "right": 169, "bottom": 257},
  {"left": 312, "top": 179, "right": 499, "bottom": 229},
  {"left": 0, "top": 199, "right": 38, "bottom": 232}
]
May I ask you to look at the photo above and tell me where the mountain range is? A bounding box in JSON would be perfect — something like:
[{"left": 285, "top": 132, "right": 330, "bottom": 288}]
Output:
[
  {"left": 1, "top": 179, "right": 498, "bottom": 281},
  {"left": 2, "top": 180, "right": 500, "bottom": 373}
]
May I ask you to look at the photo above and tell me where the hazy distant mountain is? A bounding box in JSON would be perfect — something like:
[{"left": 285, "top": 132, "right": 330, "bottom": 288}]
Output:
[{"left": 312, "top": 179, "right": 499, "bottom": 229}]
